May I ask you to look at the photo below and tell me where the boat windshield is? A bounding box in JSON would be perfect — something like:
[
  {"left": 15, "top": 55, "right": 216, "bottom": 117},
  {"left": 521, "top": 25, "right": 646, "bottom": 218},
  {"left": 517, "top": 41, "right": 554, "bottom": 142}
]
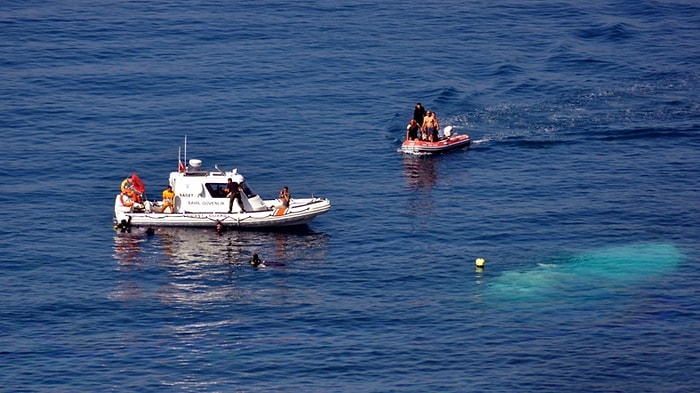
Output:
[{"left": 205, "top": 182, "right": 258, "bottom": 198}]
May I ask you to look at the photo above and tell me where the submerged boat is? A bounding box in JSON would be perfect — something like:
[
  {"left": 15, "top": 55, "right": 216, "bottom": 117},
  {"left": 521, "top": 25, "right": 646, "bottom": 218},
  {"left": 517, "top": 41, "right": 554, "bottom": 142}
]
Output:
[
  {"left": 114, "top": 152, "right": 331, "bottom": 229},
  {"left": 400, "top": 126, "right": 471, "bottom": 154}
]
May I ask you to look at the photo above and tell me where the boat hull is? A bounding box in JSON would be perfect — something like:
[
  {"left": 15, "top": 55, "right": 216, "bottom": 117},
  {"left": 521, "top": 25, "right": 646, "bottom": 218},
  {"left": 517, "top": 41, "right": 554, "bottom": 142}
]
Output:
[
  {"left": 115, "top": 197, "right": 331, "bottom": 228},
  {"left": 400, "top": 134, "right": 471, "bottom": 154}
]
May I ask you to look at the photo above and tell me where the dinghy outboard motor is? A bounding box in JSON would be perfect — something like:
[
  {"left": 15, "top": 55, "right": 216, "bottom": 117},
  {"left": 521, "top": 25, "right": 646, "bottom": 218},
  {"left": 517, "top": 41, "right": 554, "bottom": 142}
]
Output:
[{"left": 443, "top": 125, "right": 453, "bottom": 138}]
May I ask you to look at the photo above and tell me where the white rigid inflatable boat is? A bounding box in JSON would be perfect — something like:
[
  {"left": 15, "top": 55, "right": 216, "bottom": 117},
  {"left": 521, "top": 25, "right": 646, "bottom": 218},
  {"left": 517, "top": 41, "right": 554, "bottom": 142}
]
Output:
[{"left": 114, "top": 158, "right": 331, "bottom": 229}]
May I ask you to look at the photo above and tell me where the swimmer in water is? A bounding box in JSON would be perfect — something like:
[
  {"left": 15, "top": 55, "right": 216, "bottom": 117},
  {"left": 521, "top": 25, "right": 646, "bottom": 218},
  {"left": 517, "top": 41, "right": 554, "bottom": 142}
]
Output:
[
  {"left": 115, "top": 216, "right": 132, "bottom": 233},
  {"left": 215, "top": 220, "right": 225, "bottom": 235},
  {"left": 250, "top": 253, "right": 264, "bottom": 267},
  {"left": 250, "top": 253, "right": 286, "bottom": 267}
]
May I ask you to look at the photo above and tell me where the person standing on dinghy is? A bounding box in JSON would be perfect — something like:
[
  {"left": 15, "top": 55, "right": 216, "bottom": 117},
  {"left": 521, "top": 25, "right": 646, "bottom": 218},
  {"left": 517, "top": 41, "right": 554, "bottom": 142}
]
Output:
[
  {"left": 430, "top": 111, "right": 440, "bottom": 141},
  {"left": 421, "top": 111, "right": 439, "bottom": 142},
  {"left": 413, "top": 102, "right": 427, "bottom": 126}
]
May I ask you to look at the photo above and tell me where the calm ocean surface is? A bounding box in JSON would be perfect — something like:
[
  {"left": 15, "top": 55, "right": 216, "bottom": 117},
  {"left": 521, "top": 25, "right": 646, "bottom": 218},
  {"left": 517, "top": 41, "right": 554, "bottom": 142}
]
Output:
[{"left": 2, "top": 1, "right": 699, "bottom": 391}]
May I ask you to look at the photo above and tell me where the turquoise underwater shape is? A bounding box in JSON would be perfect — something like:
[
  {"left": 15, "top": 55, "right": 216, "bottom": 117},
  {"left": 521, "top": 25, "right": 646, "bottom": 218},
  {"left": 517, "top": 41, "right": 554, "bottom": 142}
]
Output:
[{"left": 486, "top": 243, "right": 683, "bottom": 301}]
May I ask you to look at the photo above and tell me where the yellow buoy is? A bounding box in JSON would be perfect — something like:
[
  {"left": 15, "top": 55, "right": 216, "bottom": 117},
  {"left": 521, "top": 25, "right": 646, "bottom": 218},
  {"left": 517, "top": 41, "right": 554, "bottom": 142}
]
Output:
[{"left": 475, "top": 258, "right": 486, "bottom": 268}]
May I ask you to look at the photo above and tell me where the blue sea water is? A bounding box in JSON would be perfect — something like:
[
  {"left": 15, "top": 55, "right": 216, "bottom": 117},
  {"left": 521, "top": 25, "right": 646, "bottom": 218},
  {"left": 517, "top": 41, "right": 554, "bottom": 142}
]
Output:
[{"left": 2, "top": 0, "right": 700, "bottom": 391}]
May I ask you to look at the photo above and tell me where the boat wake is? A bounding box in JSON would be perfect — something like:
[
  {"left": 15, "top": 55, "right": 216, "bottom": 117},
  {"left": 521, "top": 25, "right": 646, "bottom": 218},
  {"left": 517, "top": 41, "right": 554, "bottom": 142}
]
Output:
[{"left": 484, "top": 243, "right": 684, "bottom": 302}]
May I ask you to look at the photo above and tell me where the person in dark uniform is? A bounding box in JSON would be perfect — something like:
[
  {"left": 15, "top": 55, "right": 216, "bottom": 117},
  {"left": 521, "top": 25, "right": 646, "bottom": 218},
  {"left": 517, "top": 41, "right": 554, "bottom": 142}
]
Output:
[
  {"left": 413, "top": 102, "right": 427, "bottom": 126},
  {"left": 225, "top": 178, "right": 245, "bottom": 213}
]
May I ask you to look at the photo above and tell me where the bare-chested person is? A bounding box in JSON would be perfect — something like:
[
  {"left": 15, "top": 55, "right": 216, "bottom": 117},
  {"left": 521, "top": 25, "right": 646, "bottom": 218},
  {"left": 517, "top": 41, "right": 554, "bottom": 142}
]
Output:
[{"left": 421, "top": 111, "right": 440, "bottom": 142}]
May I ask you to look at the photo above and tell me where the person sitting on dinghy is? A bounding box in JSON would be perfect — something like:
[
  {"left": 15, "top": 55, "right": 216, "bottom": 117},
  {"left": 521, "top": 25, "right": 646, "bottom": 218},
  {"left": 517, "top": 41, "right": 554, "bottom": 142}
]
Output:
[{"left": 406, "top": 119, "right": 420, "bottom": 141}]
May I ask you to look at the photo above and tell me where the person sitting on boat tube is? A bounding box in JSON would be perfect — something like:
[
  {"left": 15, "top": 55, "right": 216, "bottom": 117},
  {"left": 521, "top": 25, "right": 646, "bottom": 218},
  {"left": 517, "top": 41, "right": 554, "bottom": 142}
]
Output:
[
  {"left": 225, "top": 178, "right": 245, "bottom": 213},
  {"left": 120, "top": 176, "right": 144, "bottom": 205},
  {"left": 161, "top": 185, "right": 175, "bottom": 213},
  {"left": 120, "top": 176, "right": 133, "bottom": 192},
  {"left": 279, "top": 186, "right": 291, "bottom": 208},
  {"left": 406, "top": 119, "right": 420, "bottom": 141}
]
